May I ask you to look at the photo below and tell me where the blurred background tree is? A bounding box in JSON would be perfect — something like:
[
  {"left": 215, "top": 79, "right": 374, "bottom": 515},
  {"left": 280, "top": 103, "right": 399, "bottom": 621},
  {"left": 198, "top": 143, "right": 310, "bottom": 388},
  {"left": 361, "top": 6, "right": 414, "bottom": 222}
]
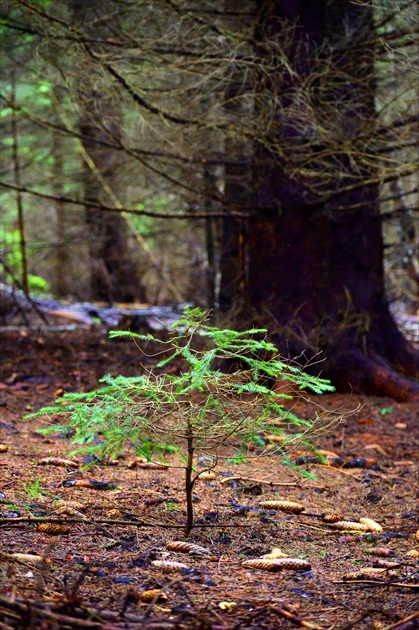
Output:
[{"left": 0, "top": 0, "right": 417, "bottom": 397}]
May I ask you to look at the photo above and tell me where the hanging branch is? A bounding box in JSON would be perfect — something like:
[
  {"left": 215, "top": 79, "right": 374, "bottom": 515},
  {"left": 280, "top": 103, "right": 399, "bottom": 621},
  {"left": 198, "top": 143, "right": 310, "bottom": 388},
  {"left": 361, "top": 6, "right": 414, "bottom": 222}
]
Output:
[{"left": 0, "top": 182, "right": 249, "bottom": 219}]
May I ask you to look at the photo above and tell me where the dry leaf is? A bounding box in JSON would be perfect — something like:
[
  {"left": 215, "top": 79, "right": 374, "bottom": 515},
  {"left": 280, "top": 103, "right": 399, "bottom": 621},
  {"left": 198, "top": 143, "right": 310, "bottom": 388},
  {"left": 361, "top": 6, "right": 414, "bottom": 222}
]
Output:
[
  {"left": 127, "top": 458, "right": 168, "bottom": 470},
  {"left": 331, "top": 521, "right": 370, "bottom": 532},
  {"left": 151, "top": 560, "right": 188, "bottom": 573},
  {"left": 140, "top": 589, "right": 168, "bottom": 603},
  {"left": 339, "top": 535, "right": 370, "bottom": 544},
  {"left": 415, "top": 529, "right": 419, "bottom": 542},
  {"left": 0, "top": 552, "right": 49, "bottom": 567},
  {"left": 264, "top": 434, "right": 287, "bottom": 443},
  {"left": 144, "top": 497, "right": 166, "bottom": 507},
  {"left": 261, "top": 548, "right": 288, "bottom": 559},
  {"left": 259, "top": 500, "right": 304, "bottom": 514},
  {"left": 104, "top": 509, "right": 120, "bottom": 518},
  {"left": 199, "top": 472, "right": 216, "bottom": 481},
  {"left": 242, "top": 558, "right": 310, "bottom": 572},
  {"left": 38, "top": 457, "right": 79, "bottom": 468},
  {"left": 364, "top": 444, "right": 386, "bottom": 456},
  {"left": 317, "top": 449, "right": 340, "bottom": 458},
  {"left": 0, "top": 444, "right": 9, "bottom": 453},
  {"left": 137, "top": 462, "right": 168, "bottom": 469},
  {"left": 102, "top": 459, "right": 119, "bottom": 466},
  {"left": 357, "top": 417, "right": 374, "bottom": 425},
  {"left": 166, "top": 541, "right": 212, "bottom": 556},
  {"left": 56, "top": 505, "right": 85, "bottom": 518},
  {"left": 56, "top": 500, "right": 86, "bottom": 511},
  {"left": 406, "top": 549, "right": 419, "bottom": 557},
  {"left": 37, "top": 523, "right": 71, "bottom": 535},
  {"left": 359, "top": 517, "right": 383, "bottom": 533},
  {"left": 218, "top": 601, "right": 237, "bottom": 612}
]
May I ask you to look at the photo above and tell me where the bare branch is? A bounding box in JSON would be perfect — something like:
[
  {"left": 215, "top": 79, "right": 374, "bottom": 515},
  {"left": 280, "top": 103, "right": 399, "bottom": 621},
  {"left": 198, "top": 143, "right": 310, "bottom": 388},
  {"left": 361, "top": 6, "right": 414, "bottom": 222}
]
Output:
[{"left": 0, "top": 182, "right": 249, "bottom": 219}]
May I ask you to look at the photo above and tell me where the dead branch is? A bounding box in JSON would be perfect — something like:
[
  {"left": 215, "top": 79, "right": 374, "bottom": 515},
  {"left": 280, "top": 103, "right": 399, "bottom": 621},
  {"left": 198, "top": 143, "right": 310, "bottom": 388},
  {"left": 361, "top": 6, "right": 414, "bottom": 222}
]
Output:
[{"left": 0, "top": 182, "right": 248, "bottom": 219}]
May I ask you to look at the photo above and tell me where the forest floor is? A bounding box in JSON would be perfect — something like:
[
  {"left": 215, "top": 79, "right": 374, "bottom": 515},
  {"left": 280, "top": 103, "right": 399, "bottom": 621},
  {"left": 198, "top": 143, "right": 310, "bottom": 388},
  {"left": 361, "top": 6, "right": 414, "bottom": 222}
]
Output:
[{"left": 0, "top": 326, "right": 418, "bottom": 630}]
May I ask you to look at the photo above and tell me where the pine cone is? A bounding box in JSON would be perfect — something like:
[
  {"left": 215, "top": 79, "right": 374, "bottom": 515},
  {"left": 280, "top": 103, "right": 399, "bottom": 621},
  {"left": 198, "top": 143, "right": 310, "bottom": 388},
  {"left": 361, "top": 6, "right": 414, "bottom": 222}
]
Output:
[
  {"left": 37, "top": 523, "right": 71, "bottom": 535},
  {"left": 259, "top": 500, "right": 304, "bottom": 514}
]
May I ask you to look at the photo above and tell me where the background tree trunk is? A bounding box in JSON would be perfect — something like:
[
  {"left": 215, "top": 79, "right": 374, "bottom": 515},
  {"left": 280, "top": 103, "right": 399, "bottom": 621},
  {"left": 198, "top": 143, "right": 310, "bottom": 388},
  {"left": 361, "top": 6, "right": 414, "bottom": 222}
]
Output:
[
  {"left": 232, "top": 0, "right": 418, "bottom": 400},
  {"left": 72, "top": 0, "right": 146, "bottom": 304}
]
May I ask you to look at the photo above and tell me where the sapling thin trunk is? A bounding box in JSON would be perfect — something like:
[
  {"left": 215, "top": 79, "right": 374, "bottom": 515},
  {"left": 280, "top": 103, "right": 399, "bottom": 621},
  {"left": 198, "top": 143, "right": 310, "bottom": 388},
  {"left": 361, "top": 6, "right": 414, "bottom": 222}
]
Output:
[{"left": 185, "top": 415, "right": 195, "bottom": 536}]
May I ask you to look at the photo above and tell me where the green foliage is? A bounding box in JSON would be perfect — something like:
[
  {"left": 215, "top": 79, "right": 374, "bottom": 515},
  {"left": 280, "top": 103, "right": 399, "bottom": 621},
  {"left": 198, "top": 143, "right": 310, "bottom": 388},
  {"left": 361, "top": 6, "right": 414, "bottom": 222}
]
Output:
[
  {"left": 23, "top": 478, "right": 50, "bottom": 500},
  {"left": 30, "top": 305, "right": 335, "bottom": 461},
  {"left": 2, "top": 228, "right": 49, "bottom": 294},
  {"left": 378, "top": 406, "right": 393, "bottom": 416},
  {"left": 29, "top": 307, "right": 336, "bottom": 531}
]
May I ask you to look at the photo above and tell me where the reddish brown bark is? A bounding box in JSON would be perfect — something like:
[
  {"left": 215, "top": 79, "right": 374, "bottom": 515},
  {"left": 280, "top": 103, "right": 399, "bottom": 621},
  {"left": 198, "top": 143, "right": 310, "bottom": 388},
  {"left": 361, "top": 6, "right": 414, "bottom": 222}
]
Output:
[{"left": 223, "top": 0, "right": 418, "bottom": 400}]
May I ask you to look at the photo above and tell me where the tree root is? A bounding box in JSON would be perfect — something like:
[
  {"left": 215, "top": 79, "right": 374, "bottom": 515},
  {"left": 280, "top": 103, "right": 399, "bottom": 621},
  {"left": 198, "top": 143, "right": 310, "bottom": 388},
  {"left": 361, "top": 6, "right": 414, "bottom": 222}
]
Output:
[{"left": 329, "top": 349, "right": 419, "bottom": 402}]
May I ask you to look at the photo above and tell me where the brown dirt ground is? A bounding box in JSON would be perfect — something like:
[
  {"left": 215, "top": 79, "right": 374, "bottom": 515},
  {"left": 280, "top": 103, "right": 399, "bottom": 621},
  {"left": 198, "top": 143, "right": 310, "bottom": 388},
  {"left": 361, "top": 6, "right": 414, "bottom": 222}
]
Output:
[{"left": 0, "top": 327, "right": 418, "bottom": 630}]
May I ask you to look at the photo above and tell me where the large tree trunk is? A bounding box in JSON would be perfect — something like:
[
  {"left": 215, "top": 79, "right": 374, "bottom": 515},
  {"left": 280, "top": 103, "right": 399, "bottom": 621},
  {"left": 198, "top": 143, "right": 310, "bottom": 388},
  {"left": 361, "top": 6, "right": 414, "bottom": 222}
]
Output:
[
  {"left": 219, "top": 11, "right": 253, "bottom": 314},
  {"left": 72, "top": 0, "right": 146, "bottom": 304},
  {"left": 226, "top": 0, "right": 419, "bottom": 400},
  {"left": 79, "top": 104, "right": 146, "bottom": 304},
  {"left": 219, "top": 148, "right": 249, "bottom": 312}
]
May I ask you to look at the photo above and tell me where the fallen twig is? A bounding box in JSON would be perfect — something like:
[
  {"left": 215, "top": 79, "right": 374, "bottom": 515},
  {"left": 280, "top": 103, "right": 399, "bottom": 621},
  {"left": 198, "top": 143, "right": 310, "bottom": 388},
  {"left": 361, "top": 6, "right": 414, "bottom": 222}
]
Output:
[
  {"left": 0, "top": 595, "right": 233, "bottom": 630},
  {"left": 0, "top": 597, "right": 119, "bottom": 629},
  {"left": 382, "top": 613, "right": 419, "bottom": 630},
  {"left": 219, "top": 475, "right": 299, "bottom": 486},
  {"left": 333, "top": 610, "right": 374, "bottom": 630},
  {"left": 0, "top": 516, "right": 250, "bottom": 529},
  {"left": 317, "top": 466, "right": 364, "bottom": 481},
  {"left": 270, "top": 604, "right": 323, "bottom": 629},
  {"left": 333, "top": 579, "right": 419, "bottom": 589}
]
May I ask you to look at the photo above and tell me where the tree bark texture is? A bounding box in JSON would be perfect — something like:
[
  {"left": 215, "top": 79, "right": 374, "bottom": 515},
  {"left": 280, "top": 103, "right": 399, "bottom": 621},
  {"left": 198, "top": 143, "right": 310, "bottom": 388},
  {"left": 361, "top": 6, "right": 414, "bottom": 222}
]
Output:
[
  {"left": 227, "top": 0, "right": 418, "bottom": 400},
  {"left": 72, "top": 0, "right": 146, "bottom": 304}
]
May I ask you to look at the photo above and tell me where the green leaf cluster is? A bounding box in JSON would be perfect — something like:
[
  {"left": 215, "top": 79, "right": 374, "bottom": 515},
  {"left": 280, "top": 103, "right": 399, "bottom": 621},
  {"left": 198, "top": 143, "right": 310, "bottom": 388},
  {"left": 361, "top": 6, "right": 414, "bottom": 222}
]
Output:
[{"left": 2, "top": 228, "right": 49, "bottom": 294}]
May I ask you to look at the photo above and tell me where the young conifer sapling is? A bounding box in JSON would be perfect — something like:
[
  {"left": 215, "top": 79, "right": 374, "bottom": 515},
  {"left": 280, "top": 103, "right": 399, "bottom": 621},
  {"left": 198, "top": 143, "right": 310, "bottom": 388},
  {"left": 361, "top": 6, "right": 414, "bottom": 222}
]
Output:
[{"left": 30, "top": 308, "right": 336, "bottom": 535}]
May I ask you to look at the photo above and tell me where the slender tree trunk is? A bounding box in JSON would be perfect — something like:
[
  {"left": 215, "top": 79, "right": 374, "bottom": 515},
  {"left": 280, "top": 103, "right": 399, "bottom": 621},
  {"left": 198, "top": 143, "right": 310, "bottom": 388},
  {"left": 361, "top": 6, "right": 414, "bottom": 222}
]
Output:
[
  {"left": 185, "top": 418, "right": 194, "bottom": 537},
  {"left": 51, "top": 88, "right": 72, "bottom": 298},
  {"left": 11, "top": 73, "right": 28, "bottom": 295},
  {"left": 203, "top": 164, "right": 218, "bottom": 310},
  {"left": 228, "top": 0, "right": 419, "bottom": 400}
]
